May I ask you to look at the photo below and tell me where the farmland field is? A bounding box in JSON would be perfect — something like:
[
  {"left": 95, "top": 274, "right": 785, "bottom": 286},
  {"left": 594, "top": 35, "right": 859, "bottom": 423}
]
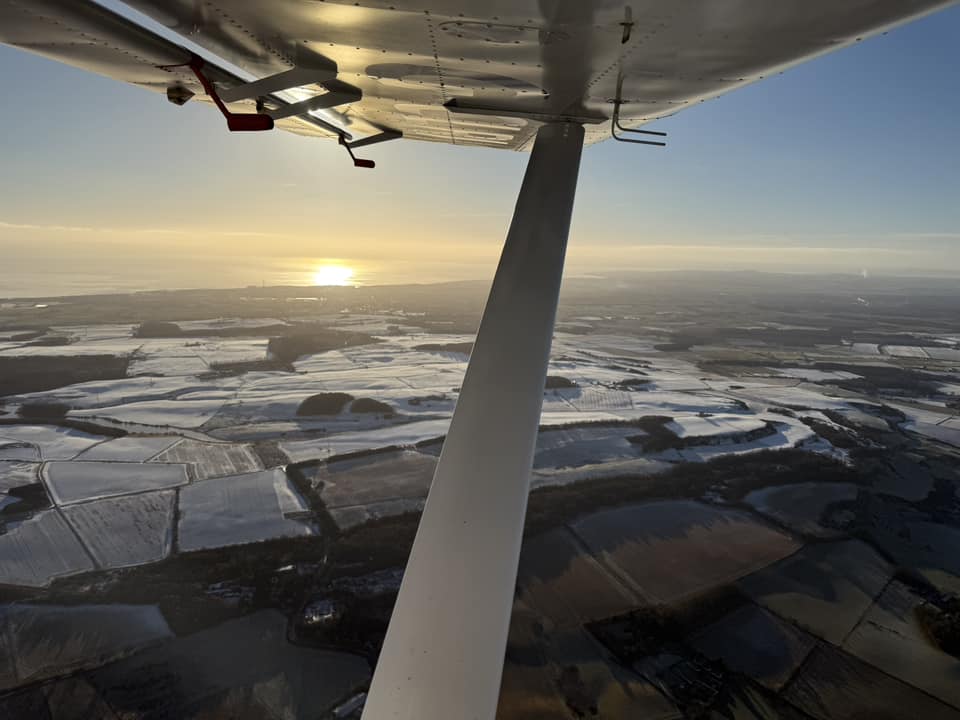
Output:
[
  {"left": 177, "top": 469, "right": 316, "bottom": 551},
  {"left": 62, "top": 491, "right": 175, "bottom": 568},
  {"left": 516, "top": 528, "right": 639, "bottom": 628},
  {"left": 570, "top": 501, "right": 801, "bottom": 603},
  {"left": 150, "top": 439, "right": 261, "bottom": 480},
  {"left": 737, "top": 540, "right": 892, "bottom": 645},
  {"left": 44, "top": 461, "right": 188, "bottom": 505},
  {"left": 0, "top": 274, "right": 958, "bottom": 719},
  {"left": 0, "top": 510, "right": 95, "bottom": 587},
  {"left": 744, "top": 482, "right": 860, "bottom": 537},
  {"left": 0, "top": 604, "right": 172, "bottom": 691}
]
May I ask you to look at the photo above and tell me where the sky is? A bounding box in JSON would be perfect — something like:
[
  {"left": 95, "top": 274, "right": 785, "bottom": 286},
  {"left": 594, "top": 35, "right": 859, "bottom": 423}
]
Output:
[{"left": 1, "top": 4, "right": 959, "bottom": 295}]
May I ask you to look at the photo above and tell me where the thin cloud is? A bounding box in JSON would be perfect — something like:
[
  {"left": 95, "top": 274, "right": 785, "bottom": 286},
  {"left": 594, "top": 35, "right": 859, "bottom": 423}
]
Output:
[
  {"left": 0, "top": 220, "right": 281, "bottom": 239},
  {"left": 0, "top": 221, "right": 97, "bottom": 233},
  {"left": 435, "top": 212, "right": 507, "bottom": 219}
]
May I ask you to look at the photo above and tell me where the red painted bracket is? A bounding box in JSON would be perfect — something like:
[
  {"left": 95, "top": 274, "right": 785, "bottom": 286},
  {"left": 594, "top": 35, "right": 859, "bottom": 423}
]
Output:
[
  {"left": 181, "top": 56, "right": 274, "bottom": 132},
  {"left": 160, "top": 55, "right": 273, "bottom": 132}
]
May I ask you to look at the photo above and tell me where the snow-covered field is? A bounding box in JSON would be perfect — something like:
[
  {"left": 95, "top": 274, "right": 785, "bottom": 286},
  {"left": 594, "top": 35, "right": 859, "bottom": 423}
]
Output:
[
  {"left": 1, "top": 315, "right": 956, "bottom": 589},
  {"left": 11, "top": 322, "right": 941, "bottom": 465},
  {"left": 150, "top": 439, "right": 261, "bottom": 480},
  {"left": 532, "top": 426, "right": 642, "bottom": 469},
  {"left": 74, "top": 435, "right": 181, "bottom": 462},
  {"left": 44, "top": 461, "right": 189, "bottom": 505},
  {"left": 774, "top": 368, "right": 862, "bottom": 383},
  {"left": 0, "top": 425, "right": 105, "bottom": 461},
  {"left": 665, "top": 414, "right": 767, "bottom": 439},
  {"left": 177, "top": 469, "right": 316, "bottom": 551},
  {"left": 882, "top": 345, "right": 930, "bottom": 358},
  {"left": 62, "top": 491, "right": 176, "bottom": 568},
  {"left": 925, "top": 346, "right": 960, "bottom": 361},
  {"left": 280, "top": 419, "right": 452, "bottom": 462},
  {"left": 71, "top": 398, "right": 230, "bottom": 428},
  {"left": 0, "top": 510, "right": 95, "bottom": 587},
  {"left": 3, "top": 308, "right": 959, "bottom": 720},
  {"left": 672, "top": 420, "right": 819, "bottom": 463}
]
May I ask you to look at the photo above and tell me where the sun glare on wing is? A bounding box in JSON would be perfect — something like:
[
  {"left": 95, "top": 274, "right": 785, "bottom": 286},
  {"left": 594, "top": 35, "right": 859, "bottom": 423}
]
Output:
[{"left": 312, "top": 265, "right": 354, "bottom": 286}]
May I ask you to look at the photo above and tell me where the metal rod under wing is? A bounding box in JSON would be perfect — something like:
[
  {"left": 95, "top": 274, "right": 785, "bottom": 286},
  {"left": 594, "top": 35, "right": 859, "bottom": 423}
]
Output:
[
  {"left": 362, "top": 121, "right": 585, "bottom": 720},
  {"left": 266, "top": 87, "right": 361, "bottom": 120},
  {"left": 217, "top": 65, "right": 337, "bottom": 103}
]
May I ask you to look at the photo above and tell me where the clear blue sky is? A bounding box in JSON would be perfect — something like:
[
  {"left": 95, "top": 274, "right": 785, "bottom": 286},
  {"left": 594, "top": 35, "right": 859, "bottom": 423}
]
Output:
[{"left": 1, "top": 5, "right": 959, "bottom": 294}]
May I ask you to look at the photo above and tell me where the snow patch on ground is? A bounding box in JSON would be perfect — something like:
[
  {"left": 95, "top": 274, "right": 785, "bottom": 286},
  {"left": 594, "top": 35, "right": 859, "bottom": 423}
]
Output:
[
  {"left": 280, "top": 419, "right": 452, "bottom": 462},
  {"left": 666, "top": 414, "right": 767, "bottom": 439},
  {"left": 882, "top": 345, "right": 929, "bottom": 359},
  {"left": 71, "top": 398, "right": 228, "bottom": 429},
  {"left": 774, "top": 368, "right": 862, "bottom": 383}
]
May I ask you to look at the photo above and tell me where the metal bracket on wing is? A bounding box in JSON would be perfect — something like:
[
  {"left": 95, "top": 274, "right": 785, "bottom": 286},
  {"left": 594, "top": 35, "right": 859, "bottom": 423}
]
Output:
[
  {"left": 161, "top": 55, "right": 275, "bottom": 131},
  {"left": 217, "top": 63, "right": 337, "bottom": 104},
  {"left": 610, "top": 76, "right": 667, "bottom": 147},
  {"left": 161, "top": 54, "right": 362, "bottom": 138},
  {"left": 445, "top": 98, "right": 606, "bottom": 125},
  {"left": 338, "top": 128, "right": 402, "bottom": 169},
  {"left": 264, "top": 78, "right": 361, "bottom": 121}
]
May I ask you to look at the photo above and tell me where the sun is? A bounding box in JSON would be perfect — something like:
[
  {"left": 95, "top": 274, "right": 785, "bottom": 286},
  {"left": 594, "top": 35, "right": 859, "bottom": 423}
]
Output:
[{"left": 311, "top": 264, "right": 354, "bottom": 286}]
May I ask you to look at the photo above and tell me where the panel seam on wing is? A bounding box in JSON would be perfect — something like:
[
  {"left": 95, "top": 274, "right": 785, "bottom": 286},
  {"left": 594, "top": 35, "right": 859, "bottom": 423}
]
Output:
[
  {"left": 200, "top": 1, "right": 295, "bottom": 67},
  {"left": 7, "top": 0, "right": 161, "bottom": 71},
  {"left": 423, "top": 10, "right": 455, "bottom": 146}
]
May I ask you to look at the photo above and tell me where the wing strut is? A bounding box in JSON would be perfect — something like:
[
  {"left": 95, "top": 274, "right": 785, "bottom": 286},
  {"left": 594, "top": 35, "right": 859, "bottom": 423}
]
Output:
[{"left": 362, "top": 121, "right": 585, "bottom": 720}]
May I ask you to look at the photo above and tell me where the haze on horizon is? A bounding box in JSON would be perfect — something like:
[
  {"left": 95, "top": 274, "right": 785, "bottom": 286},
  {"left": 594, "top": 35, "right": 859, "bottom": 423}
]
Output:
[{"left": 1, "top": 5, "right": 959, "bottom": 297}]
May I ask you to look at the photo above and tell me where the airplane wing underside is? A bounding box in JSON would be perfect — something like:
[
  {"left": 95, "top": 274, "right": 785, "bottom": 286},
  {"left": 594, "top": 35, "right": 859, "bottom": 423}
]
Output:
[{"left": 1, "top": 0, "right": 954, "bottom": 150}]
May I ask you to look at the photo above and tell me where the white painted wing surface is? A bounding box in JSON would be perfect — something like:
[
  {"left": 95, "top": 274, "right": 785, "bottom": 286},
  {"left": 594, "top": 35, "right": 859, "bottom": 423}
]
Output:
[{"left": 2, "top": 1, "right": 956, "bottom": 149}]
